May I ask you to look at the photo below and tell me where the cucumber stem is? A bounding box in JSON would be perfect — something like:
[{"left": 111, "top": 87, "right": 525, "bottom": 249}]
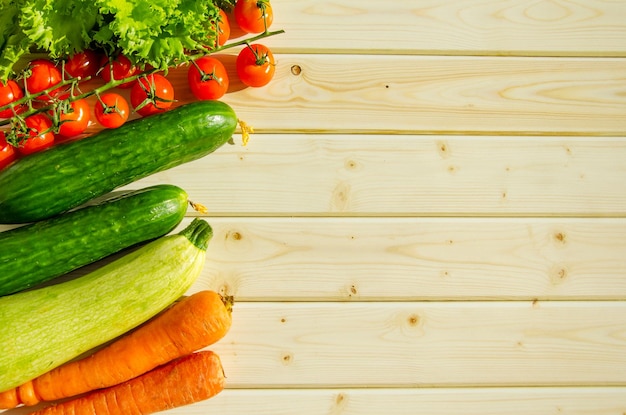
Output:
[{"left": 179, "top": 218, "right": 213, "bottom": 251}]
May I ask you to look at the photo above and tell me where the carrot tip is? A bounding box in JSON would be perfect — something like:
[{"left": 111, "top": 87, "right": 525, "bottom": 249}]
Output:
[{"left": 220, "top": 294, "right": 235, "bottom": 314}]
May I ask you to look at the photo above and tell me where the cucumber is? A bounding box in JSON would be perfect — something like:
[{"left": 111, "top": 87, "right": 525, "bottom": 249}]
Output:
[
  {"left": 0, "top": 218, "right": 212, "bottom": 392},
  {"left": 0, "top": 184, "right": 188, "bottom": 297},
  {"left": 0, "top": 100, "right": 237, "bottom": 224}
]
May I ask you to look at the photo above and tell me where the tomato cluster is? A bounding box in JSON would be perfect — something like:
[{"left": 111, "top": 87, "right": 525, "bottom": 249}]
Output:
[
  {"left": 187, "top": 1, "right": 276, "bottom": 100},
  {"left": 0, "top": 0, "right": 279, "bottom": 170}
]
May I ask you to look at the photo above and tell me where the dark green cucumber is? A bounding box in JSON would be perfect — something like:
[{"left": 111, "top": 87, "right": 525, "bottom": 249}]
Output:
[
  {"left": 0, "top": 100, "right": 237, "bottom": 224},
  {"left": 0, "top": 184, "right": 188, "bottom": 296}
]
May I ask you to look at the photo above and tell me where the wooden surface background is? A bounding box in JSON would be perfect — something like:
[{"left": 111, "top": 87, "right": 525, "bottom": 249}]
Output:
[{"left": 4, "top": 0, "right": 626, "bottom": 414}]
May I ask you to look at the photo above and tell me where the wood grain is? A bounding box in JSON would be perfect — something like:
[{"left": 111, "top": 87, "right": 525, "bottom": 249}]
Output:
[
  {"left": 6, "top": 388, "right": 626, "bottom": 415},
  {"left": 80, "top": 54, "right": 626, "bottom": 136},
  {"left": 113, "top": 134, "right": 626, "bottom": 216},
  {"left": 203, "top": 301, "right": 626, "bottom": 388},
  {"left": 177, "top": 217, "right": 626, "bottom": 301},
  {"left": 183, "top": 387, "right": 626, "bottom": 415},
  {"left": 158, "top": 55, "right": 626, "bottom": 136},
  {"left": 265, "top": 0, "right": 626, "bottom": 56}
]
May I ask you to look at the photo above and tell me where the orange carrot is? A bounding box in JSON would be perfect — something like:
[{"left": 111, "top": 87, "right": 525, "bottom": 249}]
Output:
[
  {"left": 31, "top": 351, "right": 225, "bottom": 415},
  {"left": 0, "top": 290, "right": 233, "bottom": 409}
]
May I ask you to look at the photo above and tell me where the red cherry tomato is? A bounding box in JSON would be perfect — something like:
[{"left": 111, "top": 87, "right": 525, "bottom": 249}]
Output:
[
  {"left": 65, "top": 50, "right": 101, "bottom": 80},
  {"left": 17, "top": 114, "right": 55, "bottom": 155},
  {"left": 234, "top": 0, "right": 273, "bottom": 33},
  {"left": 216, "top": 9, "right": 230, "bottom": 46},
  {"left": 94, "top": 93, "right": 130, "bottom": 129},
  {"left": 236, "top": 43, "right": 276, "bottom": 87},
  {"left": 101, "top": 55, "right": 139, "bottom": 88},
  {"left": 130, "top": 74, "right": 175, "bottom": 117},
  {"left": 187, "top": 57, "right": 229, "bottom": 100},
  {"left": 57, "top": 98, "right": 91, "bottom": 138},
  {"left": 23, "top": 59, "right": 63, "bottom": 100},
  {"left": 0, "top": 132, "right": 17, "bottom": 170},
  {"left": 0, "top": 80, "right": 25, "bottom": 118}
]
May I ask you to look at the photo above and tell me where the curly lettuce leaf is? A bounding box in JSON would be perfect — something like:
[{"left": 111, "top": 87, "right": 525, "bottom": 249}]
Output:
[
  {"left": 94, "top": 0, "right": 220, "bottom": 69},
  {"left": 0, "top": 0, "right": 28, "bottom": 81},
  {"left": 0, "top": 0, "right": 100, "bottom": 80},
  {"left": 0, "top": 0, "right": 20, "bottom": 51},
  {"left": 19, "top": 0, "right": 100, "bottom": 57},
  {"left": 0, "top": 31, "right": 31, "bottom": 82},
  {"left": 0, "top": 0, "right": 223, "bottom": 80}
]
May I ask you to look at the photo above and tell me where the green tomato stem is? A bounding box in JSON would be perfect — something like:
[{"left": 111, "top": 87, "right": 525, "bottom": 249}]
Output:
[{"left": 0, "top": 28, "right": 285, "bottom": 130}]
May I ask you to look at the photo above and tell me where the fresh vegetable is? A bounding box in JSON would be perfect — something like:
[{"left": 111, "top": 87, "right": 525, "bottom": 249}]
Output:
[
  {"left": 56, "top": 97, "right": 90, "bottom": 138},
  {"left": 64, "top": 50, "right": 101, "bottom": 80},
  {"left": 0, "top": 0, "right": 228, "bottom": 82},
  {"left": 0, "top": 184, "right": 189, "bottom": 297},
  {"left": 28, "top": 351, "right": 226, "bottom": 415},
  {"left": 0, "top": 100, "right": 236, "bottom": 224},
  {"left": 216, "top": 9, "right": 231, "bottom": 46},
  {"left": 188, "top": 57, "right": 230, "bottom": 100},
  {"left": 235, "top": 0, "right": 274, "bottom": 33},
  {"left": 0, "top": 290, "right": 233, "bottom": 408},
  {"left": 101, "top": 55, "right": 139, "bottom": 88},
  {"left": 0, "top": 1, "right": 283, "bottom": 150},
  {"left": 23, "top": 59, "right": 63, "bottom": 99},
  {"left": 130, "top": 74, "right": 175, "bottom": 117},
  {"left": 0, "top": 132, "right": 17, "bottom": 169},
  {"left": 0, "top": 79, "right": 24, "bottom": 118},
  {"left": 94, "top": 92, "right": 130, "bottom": 129},
  {"left": 15, "top": 114, "right": 54, "bottom": 155},
  {"left": 236, "top": 43, "right": 276, "bottom": 87},
  {"left": 0, "top": 218, "right": 213, "bottom": 392}
]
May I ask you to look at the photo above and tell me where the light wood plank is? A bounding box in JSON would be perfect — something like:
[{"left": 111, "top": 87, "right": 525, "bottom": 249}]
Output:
[
  {"left": 6, "top": 387, "right": 626, "bottom": 415},
  {"left": 114, "top": 134, "right": 626, "bottom": 216},
  {"left": 73, "top": 54, "right": 626, "bottom": 137},
  {"left": 165, "top": 388, "right": 626, "bottom": 415},
  {"left": 203, "top": 301, "right": 626, "bottom": 387},
  {"left": 81, "top": 55, "right": 626, "bottom": 136},
  {"left": 263, "top": 0, "right": 626, "bottom": 56},
  {"left": 6, "top": 217, "right": 626, "bottom": 301},
  {"left": 175, "top": 217, "right": 626, "bottom": 301},
  {"left": 163, "top": 55, "right": 626, "bottom": 136}
]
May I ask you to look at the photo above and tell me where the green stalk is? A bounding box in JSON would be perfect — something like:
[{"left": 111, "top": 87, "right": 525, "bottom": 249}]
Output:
[
  {"left": 179, "top": 218, "right": 213, "bottom": 251},
  {"left": 0, "top": 29, "right": 285, "bottom": 129}
]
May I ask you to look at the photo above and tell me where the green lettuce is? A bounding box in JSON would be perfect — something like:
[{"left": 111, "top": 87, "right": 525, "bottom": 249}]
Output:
[{"left": 0, "top": 0, "right": 229, "bottom": 81}]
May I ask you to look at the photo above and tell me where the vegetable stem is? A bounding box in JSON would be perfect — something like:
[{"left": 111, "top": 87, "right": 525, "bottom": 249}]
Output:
[
  {"left": 0, "top": 29, "right": 285, "bottom": 129},
  {"left": 179, "top": 218, "right": 213, "bottom": 251}
]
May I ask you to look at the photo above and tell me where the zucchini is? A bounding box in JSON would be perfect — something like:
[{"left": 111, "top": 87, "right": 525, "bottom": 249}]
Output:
[
  {"left": 0, "top": 184, "right": 188, "bottom": 297},
  {"left": 0, "top": 100, "right": 237, "bottom": 224},
  {"left": 0, "top": 218, "right": 212, "bottom": 392}
]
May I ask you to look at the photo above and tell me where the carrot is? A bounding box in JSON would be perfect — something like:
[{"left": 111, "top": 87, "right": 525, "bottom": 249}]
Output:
[
  {"left": 0, "top": 290, "right": 233, "bottom": 409},
  {"left": 31, "top": 351, "right": 225, "bottom": 415}
]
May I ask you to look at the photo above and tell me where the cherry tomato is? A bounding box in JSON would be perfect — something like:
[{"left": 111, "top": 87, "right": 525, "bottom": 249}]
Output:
[
  {"left": 57, "top": 98, "right": 90, "bottom": 138},
  {"left": 101, "top": 55, "right": 139, "bottom": 88},
  {"left": 130, "top": 74, "right": 175, "bottom": 117},
  {"left": 234, "top": 0, "right": 273, "bottom": 34},
  {"left": 236, "top": 43, "right": 276, "bottom": 87},
  {"left": 187, "top": 57, "right": 229, "bottom": 100},
  {"left": 65, "top": 50, "right": 101, "bottom": 80},
  {"left": 23, "top": 59, "right": 63, "bottom": 100},
  {"left": 216, "top": 9, "right": 231, "bottom": 46},
  {"left": 94, "top": 93, "right": 130, "bottom": 129},
  {"left": 17, "top": 114, "right": 55, "bottom": 155},
  {"left": 0, "top": 132, "right": 17, "bottom": 170},
  {"left": 0, "top": 80, "right": 25, "bottom": 118}
]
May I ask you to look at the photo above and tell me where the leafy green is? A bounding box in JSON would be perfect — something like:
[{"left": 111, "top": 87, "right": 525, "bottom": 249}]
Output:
[
  {"left": 20, "top": 0, "right": 100, "bottom": 56},
  {"left": 0, "top": 0, "right": 223, "bottom": 81}
]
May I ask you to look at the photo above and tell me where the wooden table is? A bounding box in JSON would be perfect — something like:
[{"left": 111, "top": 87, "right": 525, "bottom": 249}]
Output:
[{"left": 6, "top": 1, "right": 626, "bottom": 414}]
